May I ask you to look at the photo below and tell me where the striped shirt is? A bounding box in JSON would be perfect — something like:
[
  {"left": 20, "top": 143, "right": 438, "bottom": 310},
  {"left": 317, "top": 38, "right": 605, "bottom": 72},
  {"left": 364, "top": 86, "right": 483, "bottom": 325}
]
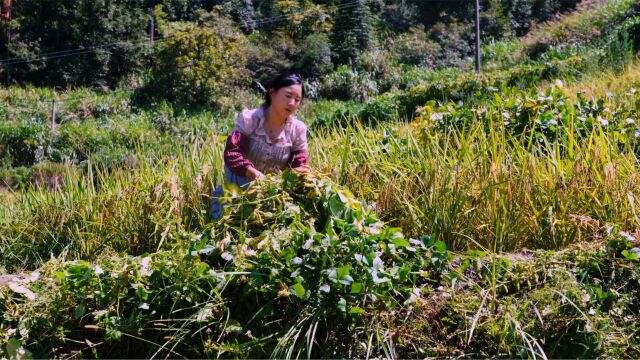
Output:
[{"left": 223, "top": 106, "right": 308, "bottom": 176}]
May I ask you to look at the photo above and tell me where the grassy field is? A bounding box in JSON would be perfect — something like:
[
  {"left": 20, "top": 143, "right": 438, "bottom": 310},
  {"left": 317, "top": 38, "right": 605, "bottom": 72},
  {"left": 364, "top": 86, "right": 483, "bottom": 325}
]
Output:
[{"left": 1, "top": 0, "right": 640, "bottom": 357}]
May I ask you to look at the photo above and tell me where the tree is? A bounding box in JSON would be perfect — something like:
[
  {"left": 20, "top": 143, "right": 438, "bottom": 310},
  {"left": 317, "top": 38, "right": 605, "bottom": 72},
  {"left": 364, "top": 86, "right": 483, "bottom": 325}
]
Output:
[
  {"left": 2, "top": 0, "right": 151, "bottom": 86},
  {"left": 378, "top": 0, "right": 421, "bottom": 34},
  {"left": 216, "top": 0, "right": 258, "bottom": 33},
  {"left": 143, "top": 11, "right": 249, "bottom": 106},
  {"left": 296, "top": 32, "right": 333, "bottom": 77},
  {"left": 330, "top": 0, "right": 373, "bottom": 64},
  {"left": 154, "top": 0, "right": 220, "bottom": 21}
]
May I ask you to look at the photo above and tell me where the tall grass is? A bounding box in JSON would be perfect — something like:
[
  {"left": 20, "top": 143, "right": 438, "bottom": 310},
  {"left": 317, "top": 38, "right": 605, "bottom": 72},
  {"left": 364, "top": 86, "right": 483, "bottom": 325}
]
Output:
[
  {"left": 311, "top": 116, "right": 640, "bottom": 252},
  {"left": 0, "top": 137, "right": 224, "bottom": 271},
  {"left": 2, "top": 92, "right": 640, "bottom": 271}
]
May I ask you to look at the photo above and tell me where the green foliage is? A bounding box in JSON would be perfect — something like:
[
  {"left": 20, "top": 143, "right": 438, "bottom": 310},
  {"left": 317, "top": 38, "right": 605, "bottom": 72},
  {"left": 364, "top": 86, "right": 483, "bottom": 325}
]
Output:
[
  {"left": 0, "top": 170, "right": 440, "bottom": 358},
  {"left": 331, "top": 0, "right": 373, "bottom": 64},
  {"left": 154, "top": 0, "right": 217, "bottom": 21},
  {"left": 386, "top": 28, "right": 440, "bottom": 68},
  {"left": 0, "top": 119, "right": 51, "bottom": 167},
  {"left": 140, "top": 12, "right": 249, "bottom": 107},
  {"left": 319, "top": 65, "right": 378, "bottom": 102},
  {"left": 605, "top": 16, "right": 640, "bottom": 69},
  {"left": 296, "top": 33, "right": 333, "bottom": 78},
  {"left": 523, "top": 0, "right": 638, "bottom": 59},
  {"left": 414, "top": 81, "right": 640, "bottom": 149},
  {"left": 242, "top": 32, "right": 297, "bottom": 91},
  {"left": 270, "top": 1, "right": 333, "bottom": 41},
  {"left": 223, "top": 0, "right": 260, "bottom": 33},
  {"left": 378, "top": 0, "right": 421, "bottom": 33},
  {"left": 502, "top": 0, "right": 535, "bottom": 36},
  {"left": 3, "top": 2, "right": 640, "bottom": 357},
  {"left": 3, "top": 0, "right": 151, "bottom": 86},
  {"left": 3, "top": 204, "right": 640, "bottom": 357}
]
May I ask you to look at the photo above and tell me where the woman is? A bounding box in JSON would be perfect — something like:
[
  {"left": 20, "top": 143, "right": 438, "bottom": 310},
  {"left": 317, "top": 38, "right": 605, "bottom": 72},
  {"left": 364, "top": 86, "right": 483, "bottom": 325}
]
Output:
[{"left": 211, "top": 72, "right": 309, "bottom": 219}]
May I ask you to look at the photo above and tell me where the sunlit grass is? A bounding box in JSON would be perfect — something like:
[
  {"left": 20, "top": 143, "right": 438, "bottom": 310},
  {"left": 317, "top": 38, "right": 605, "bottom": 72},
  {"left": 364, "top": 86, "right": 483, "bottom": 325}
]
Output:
[
  {"left": 311, "top": 117, "right": 640, "bottom": 252},
  {"left": 3, "top": 80, "right": 640, "bottom": 272}
]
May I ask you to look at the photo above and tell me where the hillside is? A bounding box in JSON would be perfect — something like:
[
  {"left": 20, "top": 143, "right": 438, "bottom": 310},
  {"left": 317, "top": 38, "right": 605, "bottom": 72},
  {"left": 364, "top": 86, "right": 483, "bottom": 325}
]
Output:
[{"left": 1, "top": 0, "right": 640, "bottom": 357}]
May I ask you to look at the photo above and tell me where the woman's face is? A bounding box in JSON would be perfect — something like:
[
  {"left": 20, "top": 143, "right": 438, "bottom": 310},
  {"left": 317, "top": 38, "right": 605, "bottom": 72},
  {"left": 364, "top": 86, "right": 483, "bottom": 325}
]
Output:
[{"left": 269, "top": 84, "right": 303, "bottom": 119}]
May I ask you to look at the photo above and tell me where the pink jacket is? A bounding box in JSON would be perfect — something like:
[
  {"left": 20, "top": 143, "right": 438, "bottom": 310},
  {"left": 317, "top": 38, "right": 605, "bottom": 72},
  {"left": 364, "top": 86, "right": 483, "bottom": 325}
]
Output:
[{"left": 224, "top": 106, "right": 309, "bottom": 176}]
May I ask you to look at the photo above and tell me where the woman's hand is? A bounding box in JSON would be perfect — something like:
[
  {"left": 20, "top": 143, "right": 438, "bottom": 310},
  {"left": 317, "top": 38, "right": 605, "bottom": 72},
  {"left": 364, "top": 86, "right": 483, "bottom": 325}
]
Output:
[
  {"left": 293, "top": 165, "right": 311, "bottom": 174},
  {"left": 245, "top": 166, "right": 265, "bottom": 180}
]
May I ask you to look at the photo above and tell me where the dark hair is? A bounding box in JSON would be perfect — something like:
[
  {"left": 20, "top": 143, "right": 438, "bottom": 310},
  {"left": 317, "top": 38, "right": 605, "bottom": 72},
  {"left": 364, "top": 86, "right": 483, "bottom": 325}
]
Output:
[{"left": 263, "top": 71, "right": 304, "bottom": 108}]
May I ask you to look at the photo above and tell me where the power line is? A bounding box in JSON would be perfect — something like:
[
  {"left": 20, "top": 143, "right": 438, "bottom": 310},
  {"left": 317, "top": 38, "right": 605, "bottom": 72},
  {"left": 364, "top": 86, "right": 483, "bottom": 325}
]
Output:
[
  {"left": 0, "top": 0, "right": 363, "bottom": 68},
  {"left": 0, "top": 40, "right": 150, "bottom": 66},
  {"left": 252, "top": 1, "right": 360, "bottom": 25}
]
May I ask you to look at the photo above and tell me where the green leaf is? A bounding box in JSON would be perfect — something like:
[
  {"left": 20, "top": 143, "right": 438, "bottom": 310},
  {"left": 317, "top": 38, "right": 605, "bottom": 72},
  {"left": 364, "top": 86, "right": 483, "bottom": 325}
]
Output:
[
  {"left": 6, "top": 338, "right": 33, "bottom": 360},
  {"left": 393, "top": 237, "right": 410, "bottom": 248},
  {"left": 434, "top": 240, "right": 447, "bottom": 252},
  {"left": 53, "top": 271, "right": 66, "bottom": 283},
  {"left": 195, "top": 263, "right": 210, "bottom": 276},
  {"left": 74, "top": 304, "right": 86, "bottom": 319},
  {"left": 622, "top": 250, "right": 639, "bottom": 261},
  {"left": 337, "top": 297, "right": 347, "bottom": 312},
  {"left": 351, "top": 282, "right": 362, "bottom": 294},
  {"left": 349, "top": 306, "right": 366, "bottom": 315},
  {"left": 337, "top": 265, "right": 351, "bottom": 279},
  {"left": 329, "top": 195, "right": 346, "bottom": 216},
  {"left": 292, "top": 282, "right": 306, "bottom": 298},
  {"left": 398, "top": 266, "right": 410, "bottom": 281}
]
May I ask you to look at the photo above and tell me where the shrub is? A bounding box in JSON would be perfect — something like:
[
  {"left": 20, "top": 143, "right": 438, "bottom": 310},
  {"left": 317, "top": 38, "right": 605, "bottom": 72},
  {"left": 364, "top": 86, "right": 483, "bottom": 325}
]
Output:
[
  {"left": 310, "top": 102, "right": 364, "bottom": 131},
  {"left": 296, "top": 33, "right": 334, "bottom": 78},
  {"left": 0, "top": 166, "right": 31, "bottom": 189},
  {"left": 4, "top": 0, "right": 151, "bottom": 86},
  {"left": 0, "top": 119, "right": 52, "bottom": 167},
  {"left": 356, "top": 46, "right": 405, "bottom": 93},
  {"left": 0, "top": 171, "right": 435, "bottom": 358},
  {"left": 141, "top": 11, "right": 249, "bottom": 107},
  {"left": 427, "top": 20, "right": 474, "bottom": 68},
  {"left": 331, "top": 0, "right": 373, "bottom": 65},
  {"left": 244, "top": 32, "right": 297, "bottom": 89},
  {"left": 319, "top": 65, "right": 378, "bottom": 102},
  {"left": 359, "top": 96, "right": 400, "bottom": 124},
  {"left": 533, "top": 0, "right": 579, "bottom": 21},
  {"left": 414, "top": 81, "right": 640, "bottom": 149},
  {"left": 386, "top": 28, "right": 440, "bottom": 68}
]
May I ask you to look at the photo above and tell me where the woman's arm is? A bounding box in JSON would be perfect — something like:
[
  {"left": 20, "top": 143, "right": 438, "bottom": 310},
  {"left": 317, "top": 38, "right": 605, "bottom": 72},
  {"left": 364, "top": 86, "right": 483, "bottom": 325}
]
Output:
[
  {"left": 224, "top": 131, "right": 263, "bottom": 179},
  {"left": 289, "top": 120, "right": 309, "bottom": 171},
  {"left": 289, "top": 150, "right": 309, "bottom": 170}
]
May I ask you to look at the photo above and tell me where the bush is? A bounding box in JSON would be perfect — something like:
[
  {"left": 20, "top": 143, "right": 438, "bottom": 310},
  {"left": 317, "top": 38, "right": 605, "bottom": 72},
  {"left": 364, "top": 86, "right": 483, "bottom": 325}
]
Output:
[
  {"left": 427, "top": 20, "right": 474, "bottom": 68},
  {"left": 296, "top": 33, "right": 334, "bottom": 78},
  {"left": 606, "top": 26, "right": 635, "bottom": 70},
  {"left": 4, "top": 0, "right": 151, "bottom": 86},
  {"left": 0, "top": 166, "right": 31, "bottom": 189},
  {"left": 414, "top": 81, "right": 640, "bottom": 149},
  {"left": 319, "top": 65, "right": 378, "bottom": 102},
  {"left": 607, "top": 16, "right": 640, "bottom": 67},
  {"left": 356, "top": 46, "right": 405, "bottom": 93},
  {"left": 386, "top": 28, "right": 440, "bottom": 68},
  {"left": 244, "top": 32, "right": 297, "bottom": 89},
  {"left": 359, "top": 96, "right": 400, "bottom": 124},
  {"left": 502, "top": 0, "right": 534, "bottom": 36},
  {"left": 0, "top": 119, "right": 52, "bottom": 167},
  {"left": 395, "top": 66, "right": 433, "bottom": 90},
  {"left": 0, "top": 171, "right": 434, "bottom": 358},
  {"left": 140, "top": 11, "right": 249, "bottom": 107},
  {"left": 533, "top": 0, "right": 579, "bottom": 21},
  {"left": 310, "top": 102, "right": 364, "bottom": 131}
]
